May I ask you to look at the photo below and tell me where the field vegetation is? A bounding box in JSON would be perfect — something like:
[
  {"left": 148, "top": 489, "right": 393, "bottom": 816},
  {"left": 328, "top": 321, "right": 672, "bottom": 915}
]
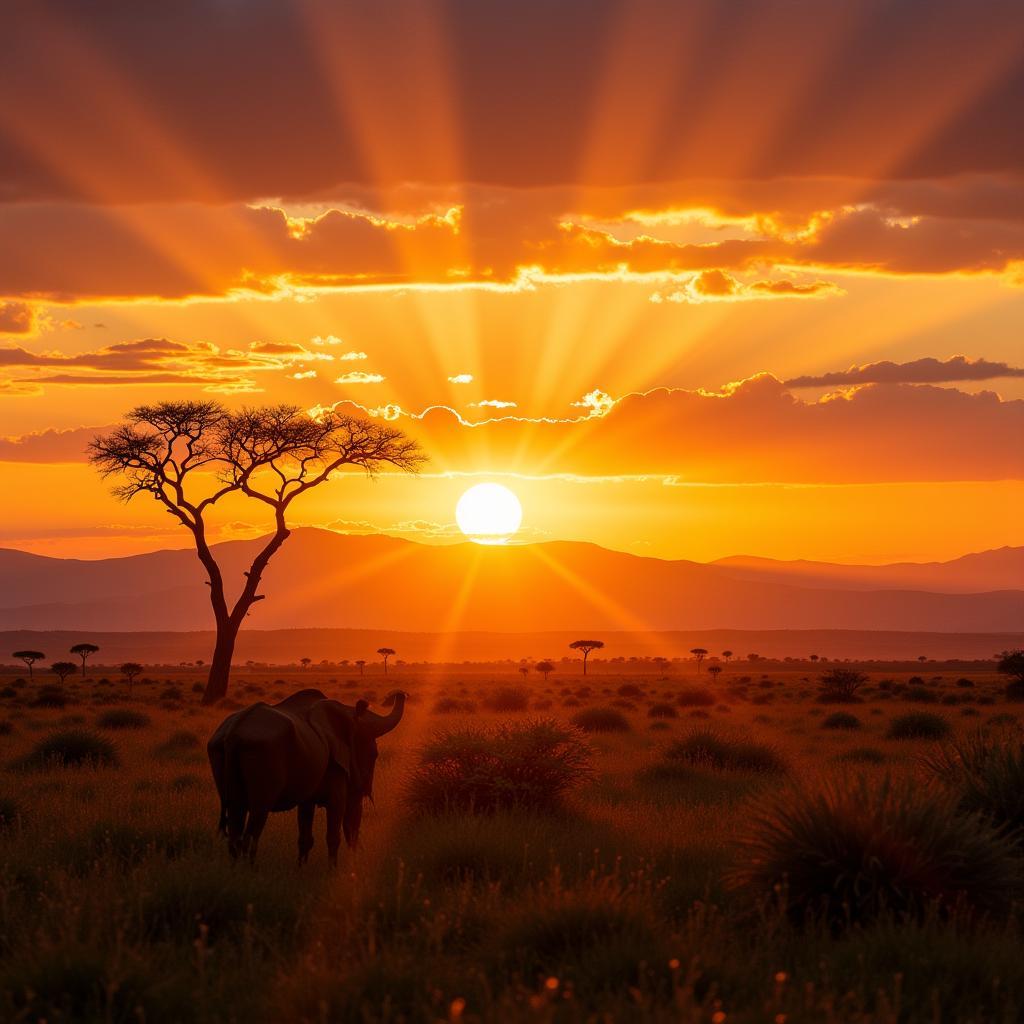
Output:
[{"left": 1, "top": 657, "right": 1023, "bottom": 1022}]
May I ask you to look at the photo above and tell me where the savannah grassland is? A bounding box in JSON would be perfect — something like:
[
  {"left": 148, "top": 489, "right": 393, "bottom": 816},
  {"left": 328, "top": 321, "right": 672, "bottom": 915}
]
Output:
[{"left": 1, "top": 660, "right": 1023, "bottom": 1024}]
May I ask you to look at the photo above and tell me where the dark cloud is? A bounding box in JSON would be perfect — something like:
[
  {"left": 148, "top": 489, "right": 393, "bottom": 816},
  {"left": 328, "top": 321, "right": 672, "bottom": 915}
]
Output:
[
  {"left": 0, "top": 1, "right": 1021, "bottom": 201},
  {"left": 0, "top": 300, "right": 35, "bottom": 334},
  {"left": 786, "top": 356, "right": 1024, "bottom": 388}
]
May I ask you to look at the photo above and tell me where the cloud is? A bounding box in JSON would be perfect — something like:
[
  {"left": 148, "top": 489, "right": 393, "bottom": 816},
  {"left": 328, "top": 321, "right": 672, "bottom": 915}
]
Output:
[
  {"left": 334, "top": 371, "right": 385, "bottom": 384},
  {"left": 0, "top": 424, "right": 107, "bottom": 462},
  {"left": 0, "top": 300, "right": 36, "bottom": 334},
  {"left": 470, "top": 399, "right": 516, "bottom": 409},
  {"left": 651, "top": 270, "right": 842, "bottom": 304},
  {"left": 786, "top": 356, "right": 1024, "bottom": 388},
  {"left": 327, "top": 375, "right": 1024, "bottom": 484},
  {"left": 448, "top": 373, "right": 474, "bottom": 384}
]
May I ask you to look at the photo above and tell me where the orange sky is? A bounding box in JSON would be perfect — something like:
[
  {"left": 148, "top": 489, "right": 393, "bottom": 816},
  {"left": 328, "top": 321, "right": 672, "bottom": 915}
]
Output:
[{"left": 1, "top": 1, "right": 1023, "bottom": 564}]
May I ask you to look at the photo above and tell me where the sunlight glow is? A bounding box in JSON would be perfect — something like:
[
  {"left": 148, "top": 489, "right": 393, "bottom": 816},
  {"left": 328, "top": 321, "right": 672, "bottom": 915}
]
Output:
[{"left": 455, "top": 483, "right": 523, "bottom": 543}]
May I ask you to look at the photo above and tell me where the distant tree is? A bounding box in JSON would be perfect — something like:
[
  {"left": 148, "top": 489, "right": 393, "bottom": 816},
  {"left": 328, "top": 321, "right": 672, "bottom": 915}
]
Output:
[
  {"left": 690, "top": 648, "right": 708, "bottom": 672},
  {"left": 13, "top": 650, "right": 45, "bottom": 680},
  {"left": 70, "top": 642, "right": 100, "bottom": 677},
  {"left": 378, "top": 648, "right": 395, "bottom": 675},
  {"left": 809, "top": 654, "right": 819, "bottom": 662},
  {"left": 722, "top": 650, "right": 733, "bottom": 663},
  {"left": 90, "top": 400, "right": 423, "bottom": 704},
  {"left": 536, "top": 660, "right": 555, "bottom": 680},
  {"left": 918, "top": 655, "right": 928, "bottom": 663},
  {"left": 819, "top": 667, "right": 867, "bottom": 702},
  {"left": 299, "top": 657, "right": 312, "bottom": 670},
  {"left": 569, "top": 639, "right": 604, "bottom": 676},
  {"left": 653, "top": 656, "right": 669, "bottom": 677},
  {"left": 121, "top": 662, "right": 143, "bottom": 694},
  {"left": 355, "top": 659, "right": 366, "bottom": 676},
  {"left": 748, "top": 653, "right": 761, "bottom": 662},
  {"left": 998, "top": 649, "right": 1024, "bottom": 699},
  {"left": 519, "top": 666, "right": 530, "bottom": 678},
  {"left": 51, "top": 661, "right": 76, "bottom": 684},
  {"left": 707, "top": 664, "right": 723, "bottom": 683}
]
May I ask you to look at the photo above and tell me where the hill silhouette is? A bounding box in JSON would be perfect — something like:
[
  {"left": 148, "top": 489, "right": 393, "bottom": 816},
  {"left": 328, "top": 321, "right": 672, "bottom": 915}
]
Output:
[{"left": 0, "top": 528, "right": 1021, "bottom": 633}]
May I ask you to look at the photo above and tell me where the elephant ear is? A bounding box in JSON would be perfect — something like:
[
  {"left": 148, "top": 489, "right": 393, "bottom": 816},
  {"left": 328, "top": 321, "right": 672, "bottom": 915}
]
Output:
[{"left": 307, "top": 700, "right": 356, "bottom": 776}]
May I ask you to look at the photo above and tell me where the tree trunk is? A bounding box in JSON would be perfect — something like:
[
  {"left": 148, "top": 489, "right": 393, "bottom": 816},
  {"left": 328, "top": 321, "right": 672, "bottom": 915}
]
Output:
[{"left": 202, "top": 617, "right": 238, "bottom": 704}]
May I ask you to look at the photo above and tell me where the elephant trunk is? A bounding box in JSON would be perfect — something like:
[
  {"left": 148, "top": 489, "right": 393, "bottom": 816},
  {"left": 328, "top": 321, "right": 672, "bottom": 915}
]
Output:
[{"left": 362, "top": 691, "right": 407, "bottom": 737}]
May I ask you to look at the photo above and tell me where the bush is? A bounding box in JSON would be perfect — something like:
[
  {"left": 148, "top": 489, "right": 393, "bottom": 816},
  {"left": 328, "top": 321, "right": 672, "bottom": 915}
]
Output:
[
  {"left": 616, "top": 684, "right": 643, "bottom": 698},
  {"left": 729, "top": 775, "right": 1019, "bottom": 928},
  {"left": 407, "top": 720, "right": 593, "bottom": 814},
  {"left": 676, "top": 688, "right": 715, "bottom": 707},
  {"left": 925, "top": 730, "right": 1024, "bottom": 839},
  {"left": 817, "top": 668, "right": 867, "bottom": 703},
  {"left": 822, "top": 712, "right": 861, "bottom": 730},
  {"left": 482, "top": 687, "right": 529, "bottom": 713},
  {"left": 32, "top": 686, "right": 69, "bottom": 708},
  {"left": 655, "top": 728, "right": 786, "bottom": 774},
  {"left": 154, "top": 730, "right": 200, "bottom": 758},
  {"left": 570, "top": 707, "right": 631, "bottom": 733},
  {"left": 97, "top": 709, "right": 151, "bottom": 730},
  {"left": 903, "top": 687, "right": 939, "bottom": 704},
  {"left": 15, "top": 729, "right": 119, "bottom": 770},
  {"left": 647, "top": 703, "right": 678, "bottom": 719},
  {"left": 432, "top": 697, "right": 477, "bottom": 714},
  {"left": 887, "top": 712, "right": 952, "bottom": 740}
]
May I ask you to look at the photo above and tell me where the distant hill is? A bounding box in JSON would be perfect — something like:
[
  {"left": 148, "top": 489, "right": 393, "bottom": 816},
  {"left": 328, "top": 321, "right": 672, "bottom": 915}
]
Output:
[
  {"left": 0, "top": 528, "right": 1021, "bottom": 633},
  {"left": 713, "top": 547, "right": 1024, "bottom": 593}
]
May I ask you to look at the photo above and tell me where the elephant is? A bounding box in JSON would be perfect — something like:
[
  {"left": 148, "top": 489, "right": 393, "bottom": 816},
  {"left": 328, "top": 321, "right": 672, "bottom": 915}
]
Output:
[{"left": 207, "top": 687, "right": 407, "bottom": 866}]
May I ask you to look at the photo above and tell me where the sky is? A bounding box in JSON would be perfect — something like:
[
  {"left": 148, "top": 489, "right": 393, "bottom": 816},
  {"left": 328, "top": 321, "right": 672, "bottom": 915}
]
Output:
[{"left": 1, "top": 0, "right": 1023, "bottom": 564}]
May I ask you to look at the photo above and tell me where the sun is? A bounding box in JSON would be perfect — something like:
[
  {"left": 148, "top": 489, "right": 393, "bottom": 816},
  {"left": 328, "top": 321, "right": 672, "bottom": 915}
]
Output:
[{"left": 455, "top": 483, "right": 523, "bottom": 544}]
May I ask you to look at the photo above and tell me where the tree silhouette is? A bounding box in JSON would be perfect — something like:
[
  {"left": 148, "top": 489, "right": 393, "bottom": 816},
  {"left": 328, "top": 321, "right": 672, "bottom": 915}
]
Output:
[
  {"left": 690, "top": 647, "right": 708, "bottom": 672},
  {"left": 535, "top": 660, "right": 555, "bottom": 680},
  {"left": 918, "top": 655, "right": 928, "bottom": 663},
  {"left": 121, "top": 662, "right": 143, "bottom": 694},
  {"left": 707, "top": 664, "right": 723, "bottom": 683},
  {"left": 13, "top": 650, "right": 44, "bottom": 680},
  {"left": 299, "top": 657, "right": 312, "bottom": 670},
  {"left": 355, "top": 659, "right": 366, "bottom": 676},
  {"left": 70, "top": 642, "right": 100, "bottom": 677},
  {"left": 519, "top": 665, "right": 530, "bottom": 678},
  {"left": 997, "top": 650, "right": 1024, "bottom": 698},
  {"left": 378, "top": 647, "right": 395, "bottom": 675},
  {"left": 90, "top": 401, "right": 423, "bottom": 704},
  {"left": 51, "top": 661, "right": 76, "bottom": 684},
  {"left": 569, "top": 639, "right": 604, "bottom": 676},
  {"left": 809, "top": 653, "right": 819, "bottom": 662},
  {"left": 721, "top": 650, "right": 733, "bottom": 662}
]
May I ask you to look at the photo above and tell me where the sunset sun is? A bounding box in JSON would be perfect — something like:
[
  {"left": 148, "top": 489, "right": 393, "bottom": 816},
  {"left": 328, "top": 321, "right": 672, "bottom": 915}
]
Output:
[{"left": 455, "top": 483, "right": 523, "bottom": 543}]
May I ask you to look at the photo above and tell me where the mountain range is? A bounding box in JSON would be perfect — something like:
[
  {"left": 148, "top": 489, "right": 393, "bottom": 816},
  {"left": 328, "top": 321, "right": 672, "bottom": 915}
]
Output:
[{"left": 0, "top": 529, "right": 1021, "bottom": 633}]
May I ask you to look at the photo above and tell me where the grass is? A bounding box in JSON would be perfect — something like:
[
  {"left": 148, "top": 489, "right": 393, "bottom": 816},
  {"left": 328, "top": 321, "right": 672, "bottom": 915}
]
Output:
[
  {"left": 97, "top": 708, "right": 152, "bottom": 730},
  {"left": 14, "top": 729, "right": 119, "bottom": 770},
  {"left": 0, "top": 662, "right": 1021, "bottom": 1022},
  {"left": 571, "top": 706, "right": 632, "bottom": 732},
  {"left": 887, "top": 711, "right": 953, "bottom": 740}
]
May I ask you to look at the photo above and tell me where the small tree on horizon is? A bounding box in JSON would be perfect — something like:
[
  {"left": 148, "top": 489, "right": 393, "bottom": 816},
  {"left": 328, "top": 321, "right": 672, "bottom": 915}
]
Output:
[
  {"left": 299, "top": 657, "right": 312, "bottom": 670},
  {"left": 707, "top": 664, "right": 723, "bottom": 683},
  {"left": 355, "top": 659, "right": 366, "bottom": 676},
  {"left": 378, "top": 647, "right": 395, "bottom": 675},
  {"left": 722, "top": 650, "right": 733, "bottom": 663},
  {"left": 90, "top": 401, "right": 423, "bottom": 705},
  {"left": 569, "top": 639, "right": 604, "bottom": 676},
  {"left": 997, "top": 649, "right": 1024, "bottom": 699},
  {"left": 536, "top": 660, "right": 555, "bottom": 680},
  {"left": 70, "top": 642, "right": 100, "bottom": 677},
  {"left": 519, "top": 665, "right": 530, "bottom": 678},
  {"left": 51, "top": 661, "right": 76, "bottom": 685},
  {"left": 13, "top": 650, "right": 45, "bottom": 680},
  {"left": 690, "top": 647, "right": 708, "bottom": 672},
  {"left": 121, "top": 662, "right": 143, "bottom": 694}
]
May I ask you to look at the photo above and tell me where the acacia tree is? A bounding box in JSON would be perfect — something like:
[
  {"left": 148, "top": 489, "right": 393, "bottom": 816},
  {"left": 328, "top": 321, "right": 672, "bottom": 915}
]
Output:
[
  {"left": 51, "top": 661, "right": 76, "bottom": 684},
  {"left": 12, "top": 650, "right": 44, "bottom": 680},
  {"left": 355, "top": 659, "right": 366, "bottom": 676},
  {"left": 378, "top": 647, "right": 395, "bottom": 675},
  {"left": 90, "top": 401, "right": 423, "bottom": 704},
  {"left": 535, "top": 660, "right": 555, "bottom": 680},
  {"left": 70, "top": 642, "right": 100, "bottom": 677},
  {"left": 690, "top": 647, "right": 708, "bottom": 672},
  {"left": 569, "top": 639, "right": 604, "bottom": 676},
  {"left": 121, "top": 661, "right": 143, "bottom": 694}
]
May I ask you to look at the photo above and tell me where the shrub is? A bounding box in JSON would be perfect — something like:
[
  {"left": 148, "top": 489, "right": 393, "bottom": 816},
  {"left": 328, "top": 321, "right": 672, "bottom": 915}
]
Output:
[
  {"left": 956, "top": 678, "right": 975, "bottom": 688},
  {"left": 432, "top": 697, "right": 477, "bottom": 714},
  {"left": 728, "top": 775, "right": 1019, "bottom": 928},
  {"left": 676, "top": 688, "right": 715, "bottom": 708},
  {"left": 97, "top": 709, "right": 151, "bottom": 730},
  {"left": 15, "top": 729, "right": 118, "bottom": 770},
  {"left": 925, "top": 730, "right": 1024, "bottom": 839},
  {"left": 903, "top": 687, "right": 939, "bottom": 704},
  {"left": 616, "top": 684, "right": 643, "bottom": 698},
  {"left": 818, "top": 668, "right": 867, "bottom": 703},
  {"left": 406, "top": 720, "right": 593, "bottom": 814},
  {"left": 655, "top": 728, "right": 786, "bottom": 774},
  {"left": 482, "top": 687, "right": 529, "bottom": 713},
  {"left": 571, "top": 707, "right": 631, "bottom": 733},
  {"left": 647, "top": 702, "right": 677, "bottom": 719},
  {"left": 822, "top": 712, "right": 861, "bottom": 730},
  {"left": 887, "top": 712, "right": 952, "bottom": 740},
  {"left": 154, "top": 730, "right": 200, "bottom": 758},
  {"left": 32, "top": 686, "right": 69, "bottom": 709},
  {"left": 0, "top": 687, "right": 17, "bottom": 699}
]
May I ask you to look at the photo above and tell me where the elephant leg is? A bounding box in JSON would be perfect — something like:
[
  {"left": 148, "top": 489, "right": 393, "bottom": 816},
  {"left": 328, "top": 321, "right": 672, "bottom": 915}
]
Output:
[
  {"left": 343, "top": 794, "right": 364, "bottom": 850},
  {"left": 325, "top": 781, "right": 348, "bottom": 869},
  {"left": 297, "top": 802, "right": 315, "bottom": 865},
  {"left": 226, "top": 806, "right": 247, "bottom": 861},
  {"left": 242, "top": 807, "right": 270, "bottom": 865}
]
